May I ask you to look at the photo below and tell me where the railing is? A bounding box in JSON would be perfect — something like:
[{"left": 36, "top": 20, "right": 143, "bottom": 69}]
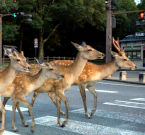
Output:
[
  {"left": 2, "top": 56, "right": 76, "bottom": 65},
  {"left": 2, "top": 56, "right": 105, "bottom": 64}
]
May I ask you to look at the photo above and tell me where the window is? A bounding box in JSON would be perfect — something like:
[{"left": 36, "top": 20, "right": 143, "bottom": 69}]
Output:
[{"left": 126, "top": 51, "right": 141, "bottom": 59}]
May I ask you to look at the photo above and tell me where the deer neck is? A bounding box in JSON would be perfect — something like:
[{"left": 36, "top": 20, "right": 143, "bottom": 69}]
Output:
[
  {"left": 99, "top": 60, "right": 119, "bottom": 79},
  {"left": 0, "top": 63, "right": 18, "bottom": 92},
  {"left": 70, "top": 53, "right": 88, "bottom": 80},
  {"left": 29, "top": 69, "right": 48, "bottom": 91}
]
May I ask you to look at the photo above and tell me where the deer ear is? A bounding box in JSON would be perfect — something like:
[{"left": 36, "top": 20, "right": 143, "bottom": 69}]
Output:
[
  {"left": 21, "top": 51, "right": 24, "bottom": 56},
  {"left": 4, "top": 48, "right": 12, "bottom": 57},
  {"left": 111, "top": 51, "right": 119, "bottom": 57},
  {"left": 34, "top": 58, "right": 45, "bottom": 67},
  {"left": 71, "top": 41, "right": 84, "bottom": 51}
]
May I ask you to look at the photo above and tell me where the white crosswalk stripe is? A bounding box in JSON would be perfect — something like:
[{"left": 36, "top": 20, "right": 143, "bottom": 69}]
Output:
[
  {"left": 3, "top": 130, "right": 20, "bottom": 135},
  {"left": 104, "top": 98, "right": 145, "bottom": 109},
  {"left": 85, "top": 88, "right": 118, "bottom": 93},
  {"left": 130, "top": 98, "right": 145, "bottom": 102},
  {"left": 5, "top": 105, "right": 28, "bottom": 112}
]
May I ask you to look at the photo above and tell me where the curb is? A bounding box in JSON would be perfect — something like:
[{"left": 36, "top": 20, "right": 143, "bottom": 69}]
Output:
[{"left": 104, "top": 79, "right": 145, "bottom": 85}]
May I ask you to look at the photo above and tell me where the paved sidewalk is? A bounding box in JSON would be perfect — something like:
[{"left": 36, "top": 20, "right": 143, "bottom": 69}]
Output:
[{"left": 105, "top": 70, "right": 145, "bottom": 85}]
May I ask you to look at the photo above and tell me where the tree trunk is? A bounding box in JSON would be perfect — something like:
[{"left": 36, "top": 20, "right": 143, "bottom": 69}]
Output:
[{"left": 38, "top": 28, "right": 44, "bottom": 58}]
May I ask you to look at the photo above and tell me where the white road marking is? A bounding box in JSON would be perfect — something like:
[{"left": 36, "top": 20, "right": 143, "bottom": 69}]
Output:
[
  {"left": 130, "top": 98, "right": 145, "bottom": 102},
  {"left": 5, "top": 105, "right": 28, "bottom": 112},
  {"left": 98, "top": 81, "right": 145, "bottom": 87},
  {"left": 70, "top": 108, "right": 145, "bottom": 124},
  {"left": 85, "top": 89, "right": 118, "bottom": 93},
  {"left": 104, "top": 100, "right": 145, "bottom": 109},
  {"left": 27, "top": 115, "right": 145, "bottom": 135},
  {"left": 3, "top": 130, "right": 20, "bottom": 135}
]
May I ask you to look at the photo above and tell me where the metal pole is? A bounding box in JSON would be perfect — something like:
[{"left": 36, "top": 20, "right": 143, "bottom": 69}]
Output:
[
  {"left": 35, "top": 48, "right": 37, "bottom": 58},
  {"left": 0, "top": 15, "right": 2, "bottom": 65},
  {"left": 106, "top": 0, "right": 112, "bottom": 63}
]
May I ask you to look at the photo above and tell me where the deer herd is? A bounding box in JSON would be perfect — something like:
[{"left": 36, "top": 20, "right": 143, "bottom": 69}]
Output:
[{"left": 0, "top": 39, "right": 136, "bottom": 134}]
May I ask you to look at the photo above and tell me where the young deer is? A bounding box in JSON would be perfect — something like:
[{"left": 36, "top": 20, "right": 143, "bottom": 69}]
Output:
[
  {"left": 29, "top": 38, "right": 136, "bottom": 119},
  {"left": 9, "top": 60, "right": 64, "bottom": 132},
  {"left": 2, "top": 42, "right": 104, "bottom": 128},
  {"left": 0, "top": 49, "right": 30, "bottom": 134}
]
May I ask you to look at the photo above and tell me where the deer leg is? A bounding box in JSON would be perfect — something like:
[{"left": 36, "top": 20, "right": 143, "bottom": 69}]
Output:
[
  {"left": 17, "top": 98, "right": 35, "bottom": 132},
  {"left": 31, "top": 91, "right": 40, "bottom": 107},
  {"left": 12, "top": 99, "right": 18, "bottom": 132},
  {"left": 48, "top": 92, "right": 65, "bottom": 115},
  {"left": 56, "top": 90, "right": 69, "bottom": 127},
  {"left": 28, "top": 92, "right": 40, "bottom": 115},
  {"left": 87, "top": 85, "right": 97, "bottom": 117},
  {"left": 16, "top": 103, "right": 28, "bottom": 127},
  {"left": 0, "top": 97, "right": 10, "bottom": 122},
  {"left": 0, "top": 97, "right": 5, "bottom": 134},
  {"left": 79, "top": 84, "right": 90, "bottom": 118}
]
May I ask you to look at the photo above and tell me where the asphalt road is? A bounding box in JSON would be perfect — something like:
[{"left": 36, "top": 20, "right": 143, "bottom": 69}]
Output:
[{"left": 2, "top": 80, "right": 145, "bottom": 135}]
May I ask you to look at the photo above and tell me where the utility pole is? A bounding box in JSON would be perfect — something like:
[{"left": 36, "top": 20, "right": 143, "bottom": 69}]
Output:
[
  {"left": 106, "top": 0, "right": 112, "bottom": 63},
  {"left": 0, "top": 15, "right": 2, "bottom": 64}
]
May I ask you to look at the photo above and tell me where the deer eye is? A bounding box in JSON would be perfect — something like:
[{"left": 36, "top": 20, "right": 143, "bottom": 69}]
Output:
[
  {"left": 49, "top": 68, "right": 53, "bottom": 71},
  {"left": 124, "top": 59, "right": 127, "bottom": 61},
  {"left": 87, "top": 49, "right": 92, "bottom": 52},
  {"left": 16, "top": 59, "right": 20, "bottom": 62}
]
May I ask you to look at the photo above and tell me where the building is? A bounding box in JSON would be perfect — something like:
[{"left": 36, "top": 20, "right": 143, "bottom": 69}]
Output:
[{"left": 120, "top": 31, "right": 145, "bottom": 68}]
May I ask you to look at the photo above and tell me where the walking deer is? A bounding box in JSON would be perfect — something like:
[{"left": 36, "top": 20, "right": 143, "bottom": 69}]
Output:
[
  {"left": 5, "top": 59, "right": 64, "bottom": 132},
  {"left": 29, "top": 38, "right": 136, "bottom": 119},
  {"left": 2, "top": 42, "right": 104, "bottom": 128},
  {"left": 0, "top": 49, "right": 30, "bottom": 134}
]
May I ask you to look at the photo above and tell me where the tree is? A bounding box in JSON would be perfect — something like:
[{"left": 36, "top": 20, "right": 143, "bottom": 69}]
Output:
[
  {"left": 113, "top": 0, "right": 137, "bottom": 38},
  {"left": 0, "top": 0, "right": 19, "bottom": 44},
  {"left": 23, "top": 0, "right": 106, "bottom": 58}
]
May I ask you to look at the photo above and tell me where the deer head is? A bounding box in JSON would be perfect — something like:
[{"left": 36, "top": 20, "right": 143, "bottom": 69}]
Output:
[
  {"left": 4, "top": 48, "right": 30, "bottom": 72},
  {"left": 35, "top": 58, "right": 64, "bottom": 79},
  {"left": 71, "top": 42, "right": 104, "bottom": 60},
  {"left": 112, "top": 38, "right": 136, "bottom": 70}
]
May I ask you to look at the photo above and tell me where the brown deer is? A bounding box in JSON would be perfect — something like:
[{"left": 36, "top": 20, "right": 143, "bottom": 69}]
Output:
[
  {"left": 2, "top": 42, "right": 104, "bottom": 128},
  {"left": 28, "top": 38, "right": 136, "bottom": 119},
  {"left": 6, "top": 59, "right": 64, "bottom": 132},
  {"left": 0, "top": 49, "right": 30, "bottom": 134}
]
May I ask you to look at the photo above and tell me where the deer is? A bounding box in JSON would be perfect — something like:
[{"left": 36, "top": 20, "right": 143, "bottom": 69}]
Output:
[
  {"left": 0, "top": 48, "right": 30, "bottom": 134},
  {"left": 4, "top": 58, "right": 64, "bottom": 132},
  {"left": 26, "top": 38, "right": 136, "bottom": 119},
  {"left": 1, "top": 42, "right": 104, "bottom": 129}
]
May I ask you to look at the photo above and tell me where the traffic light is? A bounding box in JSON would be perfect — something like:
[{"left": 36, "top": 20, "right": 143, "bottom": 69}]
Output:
[
  {"left": 11, "top": 12, "right": 32, "bottom": 22},
  {"left": 11, "top": 13, "right": 17, "bottom": 18},
  {"left": 136, "top": 12, "right": 145, "bottom": 26},
  {"left": 139, "top": 12, "right": 145, "bottom": 20}
]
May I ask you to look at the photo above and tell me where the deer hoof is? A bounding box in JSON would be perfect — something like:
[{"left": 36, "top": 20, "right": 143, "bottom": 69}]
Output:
[
  {"left": 24, "top": 123, "right": 29, "bottom": 127},
  {"left": 85, "top": 113, "right": 90, "bottom": 119},
  {"left": 31, "top": 126, "right": 35, "bottom": 132},
  {"left": 13, "top": 127, "right": 18, "bottom": 132}
]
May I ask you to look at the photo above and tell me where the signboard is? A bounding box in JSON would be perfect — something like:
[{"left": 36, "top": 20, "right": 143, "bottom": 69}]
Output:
[{"left": 34, "top": 38, "right": 38, "bottom": 48}]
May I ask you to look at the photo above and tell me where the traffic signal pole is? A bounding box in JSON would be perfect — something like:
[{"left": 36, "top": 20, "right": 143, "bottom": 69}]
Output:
[
  {"left": 0, "top": 15, "right": 2, "bottom": 64},
  {"left": 106, "top": 0, "right": 112, "bottom": 63}
]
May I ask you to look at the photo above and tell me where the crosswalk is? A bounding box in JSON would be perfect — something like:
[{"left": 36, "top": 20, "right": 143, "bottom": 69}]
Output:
[
  {"left": 26, "top": 114, "right": 145, "bottom": 135},
  {"left": 26, "top": 108, "right": 145, "bottom": 135},
  {"left": 4, "top": 97, "right": 145, "bottom": 135}
]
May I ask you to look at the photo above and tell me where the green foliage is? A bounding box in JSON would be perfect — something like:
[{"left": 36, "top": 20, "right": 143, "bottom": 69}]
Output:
[
  {"left": 2, "top": 24, "right": 19, "bottom": 43},
  {"left": 0, "top": 0, "right": 18, "bottom": 13},
  {"left": 113, "top": 0, "right": 137, "bottom": 38}
]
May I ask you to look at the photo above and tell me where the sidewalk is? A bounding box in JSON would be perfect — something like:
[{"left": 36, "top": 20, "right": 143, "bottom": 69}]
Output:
[{"left": 105, "top": 69, "right": 145, "bottom": 85}]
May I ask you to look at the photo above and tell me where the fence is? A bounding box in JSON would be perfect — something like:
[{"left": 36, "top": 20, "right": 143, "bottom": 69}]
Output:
[
  {"left": 2, "top": 56, "right": 76, "bottom": 65},
  {"left": 2, "top": 56, "right": 105, "bottom": 64}
]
